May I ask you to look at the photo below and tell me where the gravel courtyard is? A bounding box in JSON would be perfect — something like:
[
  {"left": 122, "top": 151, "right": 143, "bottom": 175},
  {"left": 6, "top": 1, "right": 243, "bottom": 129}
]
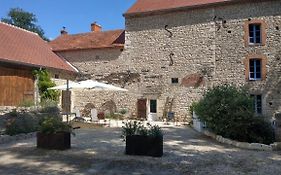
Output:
[{"left": 0, "top": 126, "right": 280, "bottom": 175}]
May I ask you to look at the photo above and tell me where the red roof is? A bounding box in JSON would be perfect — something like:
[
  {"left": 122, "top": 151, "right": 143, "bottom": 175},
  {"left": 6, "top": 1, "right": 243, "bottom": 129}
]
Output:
[
  {"left": 49, "top": 30, "right": 125, "bottom": 52},
  {"left": 0, "top": 22, "right": 76, "bottom": 72},
  {"left": 125, "top": 0, "right": 234, "bottom": 16}
]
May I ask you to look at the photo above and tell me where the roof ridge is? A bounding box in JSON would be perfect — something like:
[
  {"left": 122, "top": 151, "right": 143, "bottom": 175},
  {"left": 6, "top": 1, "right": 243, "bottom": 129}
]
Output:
[
  {"left": 0, "top": 21, "right": 38, "bottom": 36},
  {"left": 64, "top": 29, "right": 124, "bottom": 37}
]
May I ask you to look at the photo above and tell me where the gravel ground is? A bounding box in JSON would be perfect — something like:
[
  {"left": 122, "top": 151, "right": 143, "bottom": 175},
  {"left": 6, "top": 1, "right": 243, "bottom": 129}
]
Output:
[{"left": 0, "top": 126, "right": 280, "bottom": 175}]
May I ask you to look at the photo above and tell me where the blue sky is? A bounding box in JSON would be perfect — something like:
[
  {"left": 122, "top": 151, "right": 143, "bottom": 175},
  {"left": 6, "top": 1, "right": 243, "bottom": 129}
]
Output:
[{"left": 0, "top": 0, "right": 136, "bottom": 39}]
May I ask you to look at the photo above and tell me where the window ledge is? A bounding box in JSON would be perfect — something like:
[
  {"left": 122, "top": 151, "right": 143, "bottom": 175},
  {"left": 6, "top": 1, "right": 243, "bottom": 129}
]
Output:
[
  {"left": 248, "top": 43, "right": 263, "bottom": 47},
  {"left": 248, "top": 79, "right": 263, "bottom": 81}
]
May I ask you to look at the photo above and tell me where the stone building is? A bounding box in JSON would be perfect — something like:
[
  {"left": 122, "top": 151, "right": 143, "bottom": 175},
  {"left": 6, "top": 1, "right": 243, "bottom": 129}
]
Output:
[
  {"left": 51, "top": 0, "right": 281, "bottom": 122},
  {"left": 49, "top": 23, "right": 127, "bottom": 114}
]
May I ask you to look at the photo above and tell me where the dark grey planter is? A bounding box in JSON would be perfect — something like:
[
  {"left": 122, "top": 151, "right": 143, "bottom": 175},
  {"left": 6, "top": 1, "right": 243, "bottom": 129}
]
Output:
[
  {"left": 37, "top": 132, "right": 71, "bottom": 150},
  {"left": 125, "top": 135, "right": 163, "bottom": 157}
]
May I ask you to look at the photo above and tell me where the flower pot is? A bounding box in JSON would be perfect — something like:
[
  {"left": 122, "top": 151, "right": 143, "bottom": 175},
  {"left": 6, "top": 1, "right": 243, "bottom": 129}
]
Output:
[
  {"left": 37, "top": 132, "right": 71, "bottom": 150},
  {"left": 125, "top": 135, "right": 163, "bottom": 157}
]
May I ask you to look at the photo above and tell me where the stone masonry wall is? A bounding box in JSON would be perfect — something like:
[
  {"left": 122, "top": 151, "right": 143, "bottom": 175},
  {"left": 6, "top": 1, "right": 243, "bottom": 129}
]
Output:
[
  {"left": 56, "top": 48, "right": 139, "bottom": 115},
  {"left": 123, "top": 7, "right": 217, "bottom": 121},
  {"left": 55, "top": 0, "right": 281, "bottom": 121},
  {"left": 55, "top": 8, "right": 216, "bottom": 121},
  {"left": 213, "top": 0, "right": 281, "bottom": 118}
]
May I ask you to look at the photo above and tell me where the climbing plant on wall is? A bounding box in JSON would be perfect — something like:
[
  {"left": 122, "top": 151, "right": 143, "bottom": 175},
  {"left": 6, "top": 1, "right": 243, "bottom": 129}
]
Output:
[{"left": 33, "top": 69, "right": 60, "bottom": 103}]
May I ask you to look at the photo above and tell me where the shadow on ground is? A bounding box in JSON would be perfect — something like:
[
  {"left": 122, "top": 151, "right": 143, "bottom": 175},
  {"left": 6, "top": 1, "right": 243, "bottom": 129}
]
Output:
[{"left": 0, "top": 126, "right": 280, "bottom": 175}]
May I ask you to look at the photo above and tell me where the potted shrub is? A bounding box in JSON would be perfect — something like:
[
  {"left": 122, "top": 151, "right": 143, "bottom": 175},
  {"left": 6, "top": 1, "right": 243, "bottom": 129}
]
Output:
[
  {"left": 121, "top": 121, "right": 163, "bottom": 157},
  {"left": 37, "top": 117, "right": 73, "bottom": 150}
]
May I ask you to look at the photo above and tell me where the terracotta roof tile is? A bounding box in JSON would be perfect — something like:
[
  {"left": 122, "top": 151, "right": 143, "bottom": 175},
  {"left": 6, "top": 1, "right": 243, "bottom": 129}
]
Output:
[
  {"left": 0, "top": 22, "right": 77, "bottom": 72},
  {"left": 49, "top": 30, "right": 125, "bottom": 51},
  {"left": 125, "top": 0, "right": 235, "bottom": 16}
]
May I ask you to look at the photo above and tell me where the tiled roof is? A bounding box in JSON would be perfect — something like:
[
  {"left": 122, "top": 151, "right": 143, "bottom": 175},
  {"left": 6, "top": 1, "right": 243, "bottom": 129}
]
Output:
[
  {"left": 0, "top": 22, "right": 77, "bottom": 72},
  {"left": 125, "top": 0, "right": 235, "bottom": 16},
  {"left": 49, "top": 30, "right": 125, "bottom": 51}
]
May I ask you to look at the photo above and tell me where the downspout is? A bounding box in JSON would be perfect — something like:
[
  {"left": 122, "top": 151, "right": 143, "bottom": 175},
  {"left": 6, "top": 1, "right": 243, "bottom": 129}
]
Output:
[{"left": 212, "top": 7, "right": 216, "bottom": 86}]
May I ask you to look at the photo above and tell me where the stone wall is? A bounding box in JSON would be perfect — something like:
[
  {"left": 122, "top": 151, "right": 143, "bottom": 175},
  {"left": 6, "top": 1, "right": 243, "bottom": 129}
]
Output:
[
  {"left": 213, "top": 1, "right": 281, "bottom": 118},
  {"left": 55, "top": 48, "right": 138, "bottom": 115},
  {"left": 123, "top": 0, "right": 281, "bottom": 120},
  {"left": 55, "top": 0, "right": 281, "bottom": 121}
]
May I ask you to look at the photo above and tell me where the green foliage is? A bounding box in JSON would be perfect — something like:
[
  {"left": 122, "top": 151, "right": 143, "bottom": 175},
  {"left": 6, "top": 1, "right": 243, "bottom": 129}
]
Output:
[
  {"left": 194, "top": 84, "right": 275, "bottom": 144},
  {"left": 3, "top": 108, "right": 65, "bottom": 136},
  {"left": 33, "top": 69, "right": 60, "bottom": 103},
  {"left": 119, "top": 108, "right": 128, "bottom": 115},
  {"left": 5, "top": 112, "right": 41, "bottom": 136},
  {"left": 121, "top": 121, "right": 163, "bottom": 141},
  {"left": 40, "top": 106, "right": 60, "bottom": 116},
  {"left": 39, "top": 117, "right": 73, "bottom": 135},
  {"left": 105, "top": 113, "right": 123, "bottom": 120},
  {"left": 40, "top": 99, "right": 60, "bottom": 116},
  {"left": 147, "top": 123, "right": 163, "bottom": 137},
  {"left": 18, "top": 99, "right": 35, "bottom": 107},
  {"left": 246, "top": 117, "right": 275, "bottom": 145},
  {"left": 1, "top": 8, "right": 49, "bottom": 41},
  {"left": 189, "top": 102, "right": 198, "bottom": 115},
  {"left": 40, "top": 98, "right": 58, "bottom": 108}
]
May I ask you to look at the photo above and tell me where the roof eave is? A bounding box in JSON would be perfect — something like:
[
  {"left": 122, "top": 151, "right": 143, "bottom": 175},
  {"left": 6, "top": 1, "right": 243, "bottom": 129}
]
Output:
[
  {"left": 51, "top": 45, "right": 124, "bottom": 52},
  {"left": 123, "top": 0, "right": 243, "bottom": 18},
  {"left": 0, "top": 58, "right": 78, "bottom": 74}
]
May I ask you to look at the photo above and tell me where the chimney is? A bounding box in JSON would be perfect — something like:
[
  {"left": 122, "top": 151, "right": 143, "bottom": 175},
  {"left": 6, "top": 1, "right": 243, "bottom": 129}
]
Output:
[
  {"left": 91, "top": 22, "right": 102, "bottom": 32},
  {"left": 60, "top": 26, "right": 68, "bottom": 35}
]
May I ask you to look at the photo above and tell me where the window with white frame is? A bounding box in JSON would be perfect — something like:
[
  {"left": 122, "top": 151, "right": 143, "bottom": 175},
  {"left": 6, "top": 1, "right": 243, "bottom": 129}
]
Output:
[
  {"left": 249, "top": 59, "right": 261, "bottom": 80},
  {"left": 251, "top": 94, "right": 262, "bottom": 114},
  {"left": 249, "top": 24, "right": 261, "bottom": 44}
]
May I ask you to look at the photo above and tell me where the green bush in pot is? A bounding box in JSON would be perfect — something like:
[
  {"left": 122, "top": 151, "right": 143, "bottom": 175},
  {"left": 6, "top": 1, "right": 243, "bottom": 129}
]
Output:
[
  {"left": 121, "top": 121, "right": 163, "bottom": 157},
  {"left": 39, "top": 117, "right": 73, "bottom": 135}
]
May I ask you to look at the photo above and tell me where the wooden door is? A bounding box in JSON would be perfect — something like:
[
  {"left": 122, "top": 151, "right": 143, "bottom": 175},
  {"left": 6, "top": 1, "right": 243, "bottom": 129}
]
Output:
[
  {"left": 0, "top": 66, "right": 34, "bottom": 106},
  {"left": 137, "top": 99, "right": 147, "bottom": 119}
]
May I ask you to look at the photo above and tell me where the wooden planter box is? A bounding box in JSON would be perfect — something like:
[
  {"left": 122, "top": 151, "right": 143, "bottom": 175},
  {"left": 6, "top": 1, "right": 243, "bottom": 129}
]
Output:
[
  {"left": 37, "top": 132, "right": 71, "bottom": 150},
  {"left": 125, "top": 135, "right": 163, "bottom": 157}
]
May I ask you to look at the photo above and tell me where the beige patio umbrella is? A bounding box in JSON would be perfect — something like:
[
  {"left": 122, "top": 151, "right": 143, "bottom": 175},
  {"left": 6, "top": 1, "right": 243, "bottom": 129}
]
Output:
[{"left": 49, "top": 80, "right": 128, "bottom": 91}]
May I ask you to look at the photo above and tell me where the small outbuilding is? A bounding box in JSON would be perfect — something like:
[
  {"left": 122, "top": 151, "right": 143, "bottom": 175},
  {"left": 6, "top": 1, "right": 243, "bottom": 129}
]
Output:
[{"left": 0, "top": 22, "right": 77, "bottom": 106}]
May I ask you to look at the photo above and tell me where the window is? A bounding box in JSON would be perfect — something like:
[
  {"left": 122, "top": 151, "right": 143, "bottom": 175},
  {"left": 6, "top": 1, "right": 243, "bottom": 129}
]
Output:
[
  {"left": 150, "top": 100, "right": 157, "bottom": 113},
  {"left": 251, "top": 95, "right": 262, "bottom": 114},
  {"left": 249, "top": 59, "right": 261, "bottom": 80},
  {"left": 54, "top": 74, "right": 59, "bottom": 79},
  {"left": 244, "top": 54, "right": 267, "bottom": 81},
  {"left": 249, "top": 24, "right": 261, "bottom": 44},
  {"left": 171, "top": 78, "right": 179, "bottom": 84},
  {"left": 244, "top": 19, "right": 266, "bottom": 46}
]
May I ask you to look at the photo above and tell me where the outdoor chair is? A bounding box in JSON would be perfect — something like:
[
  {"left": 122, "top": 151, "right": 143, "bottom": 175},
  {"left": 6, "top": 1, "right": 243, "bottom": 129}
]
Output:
[{"left": 72, "top": 109, "right": 86, "bottom": 122}]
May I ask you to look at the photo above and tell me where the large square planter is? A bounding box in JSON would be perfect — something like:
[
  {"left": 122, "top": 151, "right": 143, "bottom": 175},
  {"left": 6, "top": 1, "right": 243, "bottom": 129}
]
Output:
[
  {"left": 37, "top": 132, "right": 71, "bottom": 150},
  {"left": 125, "top": 135, "right": 163, "bottom": 157}
]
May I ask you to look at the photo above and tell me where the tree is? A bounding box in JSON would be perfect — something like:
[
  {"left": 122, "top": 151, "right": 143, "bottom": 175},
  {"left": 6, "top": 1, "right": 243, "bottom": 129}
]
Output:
[
  {"left": 1, "top": 8, "right": 49, "bottom": 41},
  {"left": 33, "top": 69, "right": 60, "bottom": 103}
]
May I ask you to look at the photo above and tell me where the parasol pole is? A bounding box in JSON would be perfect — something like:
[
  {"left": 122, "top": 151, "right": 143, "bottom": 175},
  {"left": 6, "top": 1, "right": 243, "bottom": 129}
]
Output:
[{"left": 66, "top": 79, "right": 69, "bottom": 123}]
